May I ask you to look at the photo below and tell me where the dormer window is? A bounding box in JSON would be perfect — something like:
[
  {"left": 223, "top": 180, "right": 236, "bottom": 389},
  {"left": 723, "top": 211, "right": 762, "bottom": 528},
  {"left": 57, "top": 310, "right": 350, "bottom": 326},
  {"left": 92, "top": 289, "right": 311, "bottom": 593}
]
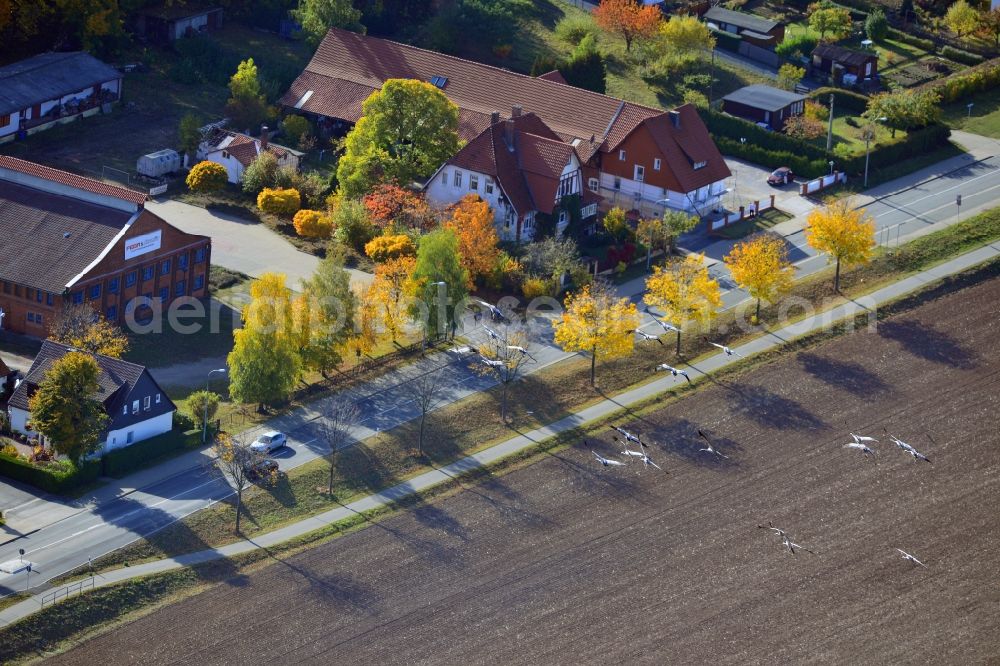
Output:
[
  {"left": 693, "top": 161, "right": 707, "bottom": 170},
  {"left": 429, "top": 75, "right": 448, "bottom": 88}
]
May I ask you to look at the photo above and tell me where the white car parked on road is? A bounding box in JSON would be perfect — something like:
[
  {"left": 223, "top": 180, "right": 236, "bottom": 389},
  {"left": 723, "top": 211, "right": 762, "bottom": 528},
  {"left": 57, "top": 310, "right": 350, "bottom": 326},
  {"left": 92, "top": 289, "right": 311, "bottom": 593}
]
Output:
[{"left": 250, "top": 431, "right": 287, "bottom": 453}]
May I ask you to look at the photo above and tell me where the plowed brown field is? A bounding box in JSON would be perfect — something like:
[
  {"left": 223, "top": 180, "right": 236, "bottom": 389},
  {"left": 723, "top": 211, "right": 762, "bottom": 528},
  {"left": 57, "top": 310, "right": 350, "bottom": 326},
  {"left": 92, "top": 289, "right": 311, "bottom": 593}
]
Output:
[{"left": 49, "top": 275, "right": 1000, "bottom": 665}]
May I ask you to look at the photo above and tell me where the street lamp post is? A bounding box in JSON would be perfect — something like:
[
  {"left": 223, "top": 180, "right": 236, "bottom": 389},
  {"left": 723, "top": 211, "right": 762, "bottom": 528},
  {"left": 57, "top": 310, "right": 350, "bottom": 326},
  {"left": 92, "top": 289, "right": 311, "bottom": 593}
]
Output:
[
  {"left": 427, "top": 281, "right": 447, "bottom": 346},
  {"left": 829, "top": 160, "right": 835, "bottom": 175},
  {"left": 203, "top": 368, "right": 226, "bottom": 443},
  {"left": 968, "top": 102, "right": 974, "bottom": 118}
]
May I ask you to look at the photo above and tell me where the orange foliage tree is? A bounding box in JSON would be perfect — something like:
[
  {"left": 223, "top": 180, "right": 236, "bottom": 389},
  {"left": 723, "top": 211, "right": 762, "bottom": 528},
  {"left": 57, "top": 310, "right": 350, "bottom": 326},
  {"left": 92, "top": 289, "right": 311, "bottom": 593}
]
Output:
[
  {"left": 362, "top": 183, "right": 435, "bottom": 230},
  {"left": 370, "top": 256, "right": 416, "bottom": 343},
  {"left": 443, "top": 194, "right": 500, "bottom": 288},
  {"left": 592, "top": 0, "right": 663, "bottom": 51}
]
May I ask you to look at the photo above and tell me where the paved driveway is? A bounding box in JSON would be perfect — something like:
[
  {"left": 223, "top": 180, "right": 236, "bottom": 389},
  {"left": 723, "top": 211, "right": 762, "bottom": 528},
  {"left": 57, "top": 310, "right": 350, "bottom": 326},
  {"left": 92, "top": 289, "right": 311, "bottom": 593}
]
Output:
[{"left": 146, "top": 199, "right": 373, "bottom": 289}]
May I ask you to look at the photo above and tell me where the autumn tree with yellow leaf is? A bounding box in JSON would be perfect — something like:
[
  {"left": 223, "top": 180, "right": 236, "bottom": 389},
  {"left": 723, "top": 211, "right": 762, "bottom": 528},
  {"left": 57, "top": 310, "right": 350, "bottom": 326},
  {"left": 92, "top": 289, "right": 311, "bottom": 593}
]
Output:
[
  {"left": 292, "top": 250, "right": 356, "bottom": 377},
  {"left": 554, "top": 282, "right": 639, "bottom": 386},
  {"left": 370, "top": 256, "right": 416, "bottom": 343},
  {"left": 804, "top": 200, "right": 876, "bottom": 292},
  {"left": 724, "top": 234, "right": 795, "bottom": 321},
  {"left": 350, "top": 283, "right": 382, "bottom": 361},
  {"left": 48, "top": 303, "right": 129, "bottom": 358},
  {"left": 644, "top": 254, "right": 721, "bottom": 355},
  {"left": 443, "top": 194, "right": 500, "bottom": 288}
]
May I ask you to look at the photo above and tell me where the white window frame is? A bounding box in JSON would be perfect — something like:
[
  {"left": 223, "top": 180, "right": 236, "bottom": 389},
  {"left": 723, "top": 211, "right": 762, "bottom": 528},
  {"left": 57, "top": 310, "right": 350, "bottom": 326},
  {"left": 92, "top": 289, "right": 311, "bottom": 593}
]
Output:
[
  {"left": 143, "top": 396, "right": 151, "bottom": 411},
  {"left": 588, "top": 177, "right": 599, "bottom": 192},
  {"left": 132, "top": 399, "right": 139, "bottom": 415},
  {"left": 619, "top": 149, "right": 626, "bottom": 161},
  {"left": 693, "top": 160, "right": 707, "bottom": 170},
  {"left": 485, "top": 177, "right": 494, "bottom": 195},
  {"left": 634, "top": 165, "right": 645, "bottom": 182},
  {"left": 156, "top": 393, "right": 161, "bottom": 404},
  {"left": 453, "top": 170, "right": 463, "bottom": 188},
  {"left": 653, "top": 158, "right": 661, "bottom": 171},
  {"left": 470, "top": 174, "right": 479, "bottom": 191},
  {"left": 614, "top": 176, "right": 622, "bottom": 190}
]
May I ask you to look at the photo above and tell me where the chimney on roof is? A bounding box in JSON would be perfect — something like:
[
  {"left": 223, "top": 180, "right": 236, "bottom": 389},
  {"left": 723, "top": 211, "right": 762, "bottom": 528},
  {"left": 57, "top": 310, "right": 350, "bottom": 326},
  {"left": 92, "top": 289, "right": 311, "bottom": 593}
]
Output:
[
  {"left": 504, "top": 117, "right": 515, "bottom": 152},
  {"left": 590, "top": 134, "right": 595, "bottom": 145},
  {"left": 668, "top": 111, "right": 680, "bottom": 129},
  {"left": 491, "top": 111, "right": 500, "bottom": 125},
  {"left": 260, "top": 125, "right": 269, "bottom": 149},
  {"left": 511, "top": 105, "right": 523, "bottom": 118}
]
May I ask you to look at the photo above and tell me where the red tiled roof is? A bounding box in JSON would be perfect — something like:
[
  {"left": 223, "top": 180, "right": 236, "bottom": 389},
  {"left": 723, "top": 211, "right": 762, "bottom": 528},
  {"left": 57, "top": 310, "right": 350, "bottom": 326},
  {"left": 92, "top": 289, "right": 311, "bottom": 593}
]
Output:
[
  {"left": 0, "top": 155, "right": 147, "bottom": 205},
  {"left": 280, "top": 27, "right": 661, "bottom": 144},
  {"left": 446, "top": 113, "right": 574, "bottom": 216},
  {"left": 642, "top": 105, "right": 732, "bottom": 193},
  {"left": 206, "top": 132, "right": 294, "bottom": 167},
  {"left": 601, "top": 102, "right": 661, "bottom": 152},
  {"left": 537, "top": 70, "right": 567, "bottom": 85}
]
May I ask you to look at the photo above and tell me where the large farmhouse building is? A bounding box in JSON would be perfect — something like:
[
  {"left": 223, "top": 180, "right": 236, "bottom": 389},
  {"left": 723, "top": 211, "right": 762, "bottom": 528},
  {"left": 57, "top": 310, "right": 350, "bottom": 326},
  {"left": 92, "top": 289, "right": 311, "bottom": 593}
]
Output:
[
  {"left": 0, "top": 156, "right": 211, "bottom": 337},
  {"left": 0, "top": 52, "right": 122, "bottom": 144},
  {"left": 280, "top": 28, "right": 731, "bottom": 230}
]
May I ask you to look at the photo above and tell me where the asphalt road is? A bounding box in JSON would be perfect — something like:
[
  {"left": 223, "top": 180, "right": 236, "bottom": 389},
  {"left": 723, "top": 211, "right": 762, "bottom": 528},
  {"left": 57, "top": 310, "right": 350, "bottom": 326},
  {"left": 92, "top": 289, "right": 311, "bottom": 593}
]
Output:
[{"left": 46, "top": 270, "right": 1000, "bottom": 664}]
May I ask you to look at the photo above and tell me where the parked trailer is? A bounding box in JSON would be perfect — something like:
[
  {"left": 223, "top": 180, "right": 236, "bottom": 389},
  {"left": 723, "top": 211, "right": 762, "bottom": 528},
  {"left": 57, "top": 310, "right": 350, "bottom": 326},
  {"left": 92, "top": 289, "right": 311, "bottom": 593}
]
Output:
[{"left": 136, "top": 149, "right": 181, "bottom": 178}]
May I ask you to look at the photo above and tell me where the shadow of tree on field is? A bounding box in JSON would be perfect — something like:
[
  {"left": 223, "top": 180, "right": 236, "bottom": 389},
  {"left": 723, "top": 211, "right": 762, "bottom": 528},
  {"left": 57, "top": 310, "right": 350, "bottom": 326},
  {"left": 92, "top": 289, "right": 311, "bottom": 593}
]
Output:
[
  {"left": 255, "top": 544, "right": 382, "bottom": 612},
  {"left": 724, "top": 383, "right": 826, "bottom": 431},
  {"left": 877, "top": 319, "right": 978, "bottom": 369},
  {"left": 798, "top": 353, "right": 891, "bottom": 397}
]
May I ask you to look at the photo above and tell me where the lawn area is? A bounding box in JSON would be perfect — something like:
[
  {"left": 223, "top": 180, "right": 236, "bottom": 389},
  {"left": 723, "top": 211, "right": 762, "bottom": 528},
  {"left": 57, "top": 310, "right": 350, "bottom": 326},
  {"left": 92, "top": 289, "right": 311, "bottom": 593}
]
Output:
[
  {"left": 941, "top": 85, "right": 1000, "bottom": 139},
  {"left": 714, "top": 207, "right": 793, "bottom": 239},
  {"left": 123, "top": 297, "right": 239, "bottom": 369},
  {"left": 806, "top": 115, "right": 898, "bottom": 156},
  {"left": 83, "top": 203, "right": 1000, "bottom": 573}
]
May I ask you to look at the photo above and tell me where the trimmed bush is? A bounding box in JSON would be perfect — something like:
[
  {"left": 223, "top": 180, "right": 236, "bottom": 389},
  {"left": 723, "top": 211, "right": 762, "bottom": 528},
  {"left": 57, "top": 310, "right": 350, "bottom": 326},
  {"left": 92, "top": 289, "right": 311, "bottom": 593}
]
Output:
[
  {"left": 292, "top": 209, "right": 333, "bottom": 238},
  {"left": 102, "top": 427, "right": 202, "bottom": 478},
  {"left": 776, "top": 32, "right": 819, "bottom": 59},
  {"left": 808, "top": 87, "right": 869, "bottom": 114},
  {"left": 923, "top": 57, "right": 1000, "bottom": 103},
  {"left": 0, "top": 453, "right": 100, "bottom": 494},
  {"left": 186, "top": 161, "right": 228, "bottom": 192},
  {"left": 364, "top": 233, "right": 416, "bottom": 262},
  {"left": 941, "top": 45, "right": 984, "bottom": 65},
  {"left": 257, "top": 187, "right": 301, "bottom": 216},
  {"left": 886, "top": 27, "right": 935, "bottom": 52},
  {"left": 704, "top": 109, "right": 829, "bottom": 160}
]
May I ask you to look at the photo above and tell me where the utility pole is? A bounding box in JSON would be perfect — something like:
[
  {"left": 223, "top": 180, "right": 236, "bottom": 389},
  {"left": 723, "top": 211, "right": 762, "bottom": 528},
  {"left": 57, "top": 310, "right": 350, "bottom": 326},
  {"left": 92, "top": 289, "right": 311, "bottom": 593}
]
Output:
[{"left": 826, "top": 93, "right": 835, "bottom": 152}]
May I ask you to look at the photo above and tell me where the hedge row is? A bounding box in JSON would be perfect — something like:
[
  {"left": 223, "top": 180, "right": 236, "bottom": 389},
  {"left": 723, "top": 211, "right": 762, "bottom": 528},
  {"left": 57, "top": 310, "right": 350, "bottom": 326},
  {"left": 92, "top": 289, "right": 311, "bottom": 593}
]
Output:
[
  {"left": 886, "top": 27, "right": 935, "bottom": 52},
  {"left": 920, "top": 57, "right": 1000, "bottom": 104},
  {"left": 0, "top": 454, "right": 100, "bottom": 494},
  {"left": 940, "top": 45, "right": 984, "bottom": 66},
  {"left": 703, "top": 110, "right": 828, "bottom": 160},
  {"left": 715, "top": 136, "right": 831, "bottom": 178},
  {"left": 102, "top": 426, "right": 202, "bottom": 478},
  {"left": 808, "top": 87, "right": 869, "bottom": 114}
]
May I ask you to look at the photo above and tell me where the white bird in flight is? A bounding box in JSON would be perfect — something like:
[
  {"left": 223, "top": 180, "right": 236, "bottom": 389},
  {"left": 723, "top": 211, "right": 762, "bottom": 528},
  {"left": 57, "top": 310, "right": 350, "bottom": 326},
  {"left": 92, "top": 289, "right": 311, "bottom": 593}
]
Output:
[
  {"left": 783, "top": 536, "right": 815, "bottom": 555},
  {"left": 506, "top": 345, "right": 537, "bottom": 362},
  {"left": 639, "top": 453, "right": 663, "bottom": 470},
  {"left": 629, "top": 329, "right": 664, "bottom": 345},
  {"left": 475, "top": 299, "right": 508, "bottom": 322},
  {"left": 851, "top": 432, "right": 878, "bottom": 444},
  {"left": 644, "top": 307, "right": 680, "bottom": 332},
  {"left": 479, "top": 356, "right": 505, "bottom": 368},
  {"left": 896, "top": 548, "right": 926, "bottom": 567},
  {"left": 593, "top": 450, "right": 625, "bottom": 467},
  {"left": 482, "top": 325, "right": 501, "bottom": 341},
  {"left": 886, "top": 432, "right": 932, "bottom": 463},
  {"left": 611, "top": 425, "right": 644, "bottom": 447},
  {"left": 707, "top": 341, "right": 744, "bottom": 358},
  {"left": 614, "top": 436, "right": 645, "bottom": 459},
  {"left": 845, "top": 441, "right": 876, "bottom": 457},
  {"left": 697, "top": 430, "right": 728, "bottom": 458},
  {"left": 757, "top": 521, "right": 786, "bottom": 538},
  {"left": 447, "top": 345, "right": 475, "bottom": 355},
  {"left": 656, "top": 363, "right": 691, "bottom": 384}
]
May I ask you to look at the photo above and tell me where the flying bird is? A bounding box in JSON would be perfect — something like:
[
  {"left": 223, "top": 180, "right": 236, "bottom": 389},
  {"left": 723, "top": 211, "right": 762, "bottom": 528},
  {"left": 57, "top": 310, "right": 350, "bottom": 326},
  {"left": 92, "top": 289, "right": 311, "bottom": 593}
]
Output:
[
  {"left": 656, "top": 363, "right": 691, "bottom": 384},
  {"left": 593, "top": 450, "right": 625, "bottom": 467},
  {"left": 611, "top": 425, "right": 644, "bottom": 448},
  {"left": 482, "top": 325, "right": 501, "bottom": 342},
  {"left": 479, "top": 356, "right": 505, "bottom": 368},
  {"left": 697, "top": 429, "right": 728, "bottom": 458},
  {"left": 707, "top": 340, "right": 744, "bottom": 358},
  {"left": 447, "top": 345, "right": 476, "bottom": 355},
  {"left": 629, "top": 329, "right": 664, "bottom": 345},
  {"left": 614, "top": 437, "right": 645, "bottom": 459},
  {"left": 757, "top": 521, "right": 786, "bottom": 538},
  {"left": 475, "top": 299, "right": 508, "bottom": 322},
  {"left": 896, "top": 548, "right": 926, "bottom": 567},
  {"left": 643, "top": 306, "right": 680, "bottom": 332},
  {"left": 506, "top": 345, "right": 537, "bottom": 362},
  {"left": 783, "top": 536, "right": 815, "bottom": 555},
  {"left": 851, "top": 432, "right": 878, "bottom": 444},
  {"left": 886, "top": 432, "right": 932, "bottom": 463},
  {"left": 639, "top": 453, "right": 663, "bottom": 470},
  {"left": 845, "top": 441, "right": 876, "bottom": 457}
]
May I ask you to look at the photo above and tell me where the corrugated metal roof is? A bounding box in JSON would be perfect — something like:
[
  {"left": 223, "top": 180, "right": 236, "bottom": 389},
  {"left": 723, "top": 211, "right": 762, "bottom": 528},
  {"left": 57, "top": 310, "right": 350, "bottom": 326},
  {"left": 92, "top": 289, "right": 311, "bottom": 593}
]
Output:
[
  {"left": 722, "top": 84, "right": 806, "bottom": 112},
  {"left": 0, "top": 52, "right": 122, "bottom": 116}
]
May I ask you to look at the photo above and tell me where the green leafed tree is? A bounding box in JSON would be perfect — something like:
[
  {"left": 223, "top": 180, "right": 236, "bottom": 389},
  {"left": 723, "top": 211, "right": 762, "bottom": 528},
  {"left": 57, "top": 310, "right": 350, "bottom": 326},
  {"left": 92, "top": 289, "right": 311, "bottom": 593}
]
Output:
[
  {"left": 293, "top": 248, "right": 357, "bottom": 377},
  {"left": 178, "top": 113, "right": 202, "bottom": 162},
  {"left": 865, "top": 9, "right": 888, "bottom": 42},
  {"left": 188, "top": 390, "right": 221, "bottom": 429},
  {"left": 241, "top": 151, "right": 279, "bottom": 194},
  {"left": 863, "top": 88, "right": 941, "bottom": 138},
  {"left": 409, "top": 228, "right": 469, "bottom": 338},
  {"left": 225, "top": 58, "right": 269, "bottom": 131},
  {"left": 227, "top": 273, "right": 302, "bottom": 411},
  {"left": 293, "top": 0, "right": 364, "bottom": 46},
  {"left": 28, "top": 351, "right": 108, "bottom": 464},
  {"left": 808, "top": 3, "right": 853, "bottom": 42},
  {"left": 336, "top": 79, "right": 461, "bottom": 198},
  {"left": 944, "top": 0, "right": 980, "bottom": 38}
]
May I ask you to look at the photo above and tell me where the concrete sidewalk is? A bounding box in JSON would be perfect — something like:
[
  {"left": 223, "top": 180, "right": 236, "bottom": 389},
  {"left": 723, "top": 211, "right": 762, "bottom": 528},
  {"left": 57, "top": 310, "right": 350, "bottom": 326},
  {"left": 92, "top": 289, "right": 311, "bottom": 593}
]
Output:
[{"left": 3, "top": 238, "right": 997, "bottom": 629}]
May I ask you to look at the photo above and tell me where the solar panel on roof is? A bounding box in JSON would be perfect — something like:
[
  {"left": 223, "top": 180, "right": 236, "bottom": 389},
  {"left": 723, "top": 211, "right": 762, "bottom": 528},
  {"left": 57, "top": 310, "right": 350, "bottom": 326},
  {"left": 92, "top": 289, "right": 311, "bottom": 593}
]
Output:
[{"left": 429, "top": 75, "right": 448, "bottom": 88}]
